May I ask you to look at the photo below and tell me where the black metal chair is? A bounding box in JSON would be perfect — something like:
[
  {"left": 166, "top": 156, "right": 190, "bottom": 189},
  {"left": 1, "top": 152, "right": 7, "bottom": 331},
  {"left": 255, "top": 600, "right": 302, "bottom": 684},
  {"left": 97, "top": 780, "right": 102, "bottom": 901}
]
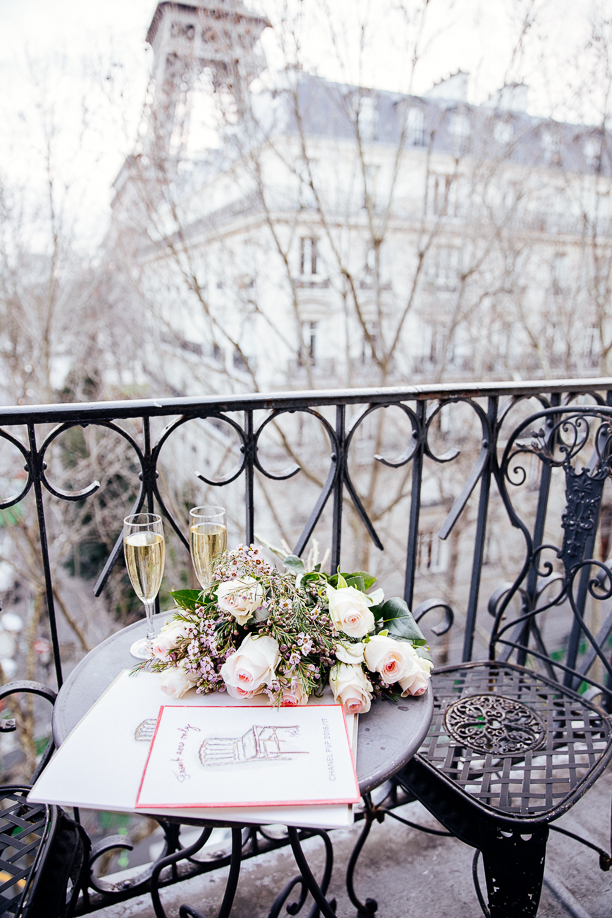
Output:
[
  {"left": 0, "top": 680, "right": 90, "bottom": 918},
  {"left": 398, "top": 405, "right": 612, "bottom": 917}
]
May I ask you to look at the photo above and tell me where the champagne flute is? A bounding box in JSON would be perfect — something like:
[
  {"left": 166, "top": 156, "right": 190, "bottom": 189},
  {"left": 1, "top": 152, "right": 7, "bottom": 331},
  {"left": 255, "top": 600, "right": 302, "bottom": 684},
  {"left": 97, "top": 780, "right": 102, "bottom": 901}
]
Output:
[
  {"left": 123, "top": 513, "right": 165, "bottom": 659},
  {"left": 189, "top": 505, "right": 227, "bottom": 589}
]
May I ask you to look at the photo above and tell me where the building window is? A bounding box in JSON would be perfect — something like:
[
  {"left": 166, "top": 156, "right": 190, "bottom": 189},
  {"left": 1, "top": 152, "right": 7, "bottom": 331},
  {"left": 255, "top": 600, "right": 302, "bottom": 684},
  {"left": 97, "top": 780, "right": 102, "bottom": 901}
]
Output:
[
  {"left": 552, "top": 252, "right": 569, "bottom": 294},
  {"left": 359, "top": 96, "right": 378, "bottom": 142},
  {"left": 233, "top": 348, "right": 248, "bottom": 370},
  {"left": 171, "top": 21, "right": 195, "bottom": 39},
  {"left": 417, "top": 530, "right": 448, "bottom": 573},
  {"left": 362, "top": 322, "right": 378, "bottom": 364},
  {"left": 407, "top": 107, "right": 425, "bottom": 146},
  {"left": 428, "top": 174, "right": 459, "bottom": 217},
  {"left": 363, "top": 164, "right": 380, "bottom": 209},
  {"left": 494, "top": 119, "right": 514, "bottom": 146},
  {"left": 584, "top": 326, "right": 599, "bottom": 363},
  {"left": 429, "top": 246, "right": 460, "bottom": 291},
  {"left": 300, "top": 237, "right": 318, "bottom": 276},
  {"left": 448, "top": 110, "right": 470, "bottom": 152},
  {"left": 584, "top": 137, "right": 600, "bottom": 172},
  {"left": 542, "top": 129, "right": 561, "bottom": 167},
  {"left": 600, "top": 504, "right": 612, "bottom": 561},
  {"left": 301, "top": 322, "right": 317, "bottom": 365},
  {"left": 365, "top": 246, "right": 376, "bottom": 275}
]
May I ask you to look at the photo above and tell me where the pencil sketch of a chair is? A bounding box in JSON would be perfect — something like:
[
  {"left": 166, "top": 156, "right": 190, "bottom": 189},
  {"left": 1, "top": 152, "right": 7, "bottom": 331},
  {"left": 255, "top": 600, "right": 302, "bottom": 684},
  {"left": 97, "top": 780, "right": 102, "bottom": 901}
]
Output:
[
  {"left": 199, "top": 725, "right": 307, "bottom": 766},
  {"left": 134, "top": 718, "right": 157, "bottom": 742}
]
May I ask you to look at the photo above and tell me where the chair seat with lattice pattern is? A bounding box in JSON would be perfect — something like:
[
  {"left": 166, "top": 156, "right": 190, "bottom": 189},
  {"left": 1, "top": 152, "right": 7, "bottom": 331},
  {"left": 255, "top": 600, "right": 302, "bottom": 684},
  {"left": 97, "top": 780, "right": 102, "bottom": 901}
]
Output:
[
  {"left": 0, "top": 789, "right": 50, "bottom": 916},
  {"left": 415, "top": 662, "right": 612, "bottom": 823}
]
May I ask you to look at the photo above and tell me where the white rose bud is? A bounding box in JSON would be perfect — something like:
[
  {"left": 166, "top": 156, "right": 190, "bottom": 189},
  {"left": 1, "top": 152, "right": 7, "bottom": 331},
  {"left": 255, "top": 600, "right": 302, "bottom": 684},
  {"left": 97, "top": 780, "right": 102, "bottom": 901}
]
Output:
[
  {"left": 220, "top": 633, "right": 280, "bottom": 698},
  {"left": 334, "top": 640, "right": 365, "bottom": 665},
  {"left": 329, "top": 662, "right": 373, "bottom": 715},
  {"left": 159, "top": 662, "right": 198, "bottom": 699},
  {"left": 281, "top": 682, "right": 309, "bottom": 706},
  {"left": 326, "top": 585, "right": 383, "bottom": 638},
  {"left": 151, "top": 621, "right": 190, "bottom": 662},
  {"left": 217, "top": 577, "right": 264, "bottom": 626}
]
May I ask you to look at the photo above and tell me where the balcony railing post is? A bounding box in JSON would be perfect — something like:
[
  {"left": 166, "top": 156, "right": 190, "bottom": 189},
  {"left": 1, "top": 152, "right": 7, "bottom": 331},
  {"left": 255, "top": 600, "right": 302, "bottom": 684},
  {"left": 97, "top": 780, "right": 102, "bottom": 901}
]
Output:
[
  {"left": 244, "top": 410, "right": 255, "bottom": 545},
  {"left": 143, "top": 417, "right": 155, "bottom": 514},
  {"left": 519, "top": 392, "right": 559, "bottom": 668},
  {"left": 141, "top": 417, "right": 163, "bottom": 616},
  {"left": 331, "top": 405, "right": 345, "bottom": 572},
  {"left": 404, "top": 400, "right": 426, "bottom": 609},
  {"left": 461, "top": 396, "right": 498, "bottom": 662},
  {"left": 27, "top": 423, "right": 63, "bottom": 689}
]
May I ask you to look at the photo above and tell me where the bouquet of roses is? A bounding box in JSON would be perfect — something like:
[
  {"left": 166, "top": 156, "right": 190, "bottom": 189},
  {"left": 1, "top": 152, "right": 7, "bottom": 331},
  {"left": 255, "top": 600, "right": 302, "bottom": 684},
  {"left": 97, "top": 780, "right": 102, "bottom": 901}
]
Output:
[{"left": 141, "top": 544, "right": 433, "bottom": 716}]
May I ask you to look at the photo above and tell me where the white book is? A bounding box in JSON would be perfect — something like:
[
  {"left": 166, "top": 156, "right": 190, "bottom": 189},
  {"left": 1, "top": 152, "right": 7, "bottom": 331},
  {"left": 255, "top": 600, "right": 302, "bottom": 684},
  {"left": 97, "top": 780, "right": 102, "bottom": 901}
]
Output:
[{"left": 28, "top": 670, "right": 358, "bottom": 830}]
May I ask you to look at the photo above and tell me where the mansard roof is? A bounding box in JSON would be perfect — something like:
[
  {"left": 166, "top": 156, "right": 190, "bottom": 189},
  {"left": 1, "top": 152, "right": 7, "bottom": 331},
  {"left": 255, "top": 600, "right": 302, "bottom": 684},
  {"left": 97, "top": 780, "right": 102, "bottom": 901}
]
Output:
[{"left": 274, "top": 72, "right": 610, "bottom": 177}]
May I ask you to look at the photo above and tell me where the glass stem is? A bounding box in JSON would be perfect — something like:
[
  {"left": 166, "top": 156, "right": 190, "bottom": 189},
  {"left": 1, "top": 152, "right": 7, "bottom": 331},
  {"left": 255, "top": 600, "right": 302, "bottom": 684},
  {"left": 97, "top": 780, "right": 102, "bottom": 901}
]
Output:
[{"left": 144, "top": 601, "right": 156, "bottom": 641}]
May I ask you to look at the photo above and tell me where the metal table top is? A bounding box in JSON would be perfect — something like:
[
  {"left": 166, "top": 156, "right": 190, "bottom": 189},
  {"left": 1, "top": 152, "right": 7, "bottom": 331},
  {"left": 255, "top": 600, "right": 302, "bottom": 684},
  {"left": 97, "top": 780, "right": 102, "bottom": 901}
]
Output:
[{"left": 53, "top": 613, "right": 432, "bottom": 796}]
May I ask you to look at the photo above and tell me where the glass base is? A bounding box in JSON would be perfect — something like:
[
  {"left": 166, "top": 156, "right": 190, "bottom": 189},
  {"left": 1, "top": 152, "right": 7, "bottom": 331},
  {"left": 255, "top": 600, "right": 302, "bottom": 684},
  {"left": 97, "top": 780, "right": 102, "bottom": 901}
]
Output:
[{"left": 130, "top": 637, "right": 153, "bottom": 660}]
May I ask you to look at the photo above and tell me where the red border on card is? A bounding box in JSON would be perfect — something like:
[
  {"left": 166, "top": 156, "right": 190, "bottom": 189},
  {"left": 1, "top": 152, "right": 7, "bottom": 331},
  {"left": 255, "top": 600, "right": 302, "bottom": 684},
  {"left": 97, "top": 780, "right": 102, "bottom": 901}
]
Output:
[{"left": 135, "top": 704, "right": 360, "bottom": 809}]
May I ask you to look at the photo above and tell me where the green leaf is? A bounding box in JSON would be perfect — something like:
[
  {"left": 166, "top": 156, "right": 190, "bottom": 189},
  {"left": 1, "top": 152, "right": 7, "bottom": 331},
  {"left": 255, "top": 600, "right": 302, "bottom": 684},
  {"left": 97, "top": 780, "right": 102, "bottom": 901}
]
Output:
[
  {"left": 283, "top": 554, "right": 306, "bottom": 575},
  {"left": 416, "top": 644, "right": 433, "bottom": 663},
  {"left": 329, "top": 571, "right": 372, "bottom": 589},
  {"left": 169, "top": 589, "right": 203, "bottom": 612},
  {"left": 372, "top": 598, "right": 427, "bottom": 645},
  {"left": 351, "top": 571, "right": 377, "bottom": 590}
]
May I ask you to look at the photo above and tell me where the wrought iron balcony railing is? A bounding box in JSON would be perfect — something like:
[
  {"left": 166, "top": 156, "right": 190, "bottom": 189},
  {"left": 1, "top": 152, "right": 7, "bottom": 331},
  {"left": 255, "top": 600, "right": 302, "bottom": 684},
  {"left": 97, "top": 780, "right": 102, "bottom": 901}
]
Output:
[{"left": 0, "top": 375, "right": 610, "bottom": 692}]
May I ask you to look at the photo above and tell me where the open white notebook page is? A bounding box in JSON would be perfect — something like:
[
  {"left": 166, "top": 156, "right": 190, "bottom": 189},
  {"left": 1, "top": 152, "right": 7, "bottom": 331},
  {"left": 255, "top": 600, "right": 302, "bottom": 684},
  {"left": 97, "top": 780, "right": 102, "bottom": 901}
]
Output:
[{"left": 28, "top": 670, "right": 358, "bottom": 829}]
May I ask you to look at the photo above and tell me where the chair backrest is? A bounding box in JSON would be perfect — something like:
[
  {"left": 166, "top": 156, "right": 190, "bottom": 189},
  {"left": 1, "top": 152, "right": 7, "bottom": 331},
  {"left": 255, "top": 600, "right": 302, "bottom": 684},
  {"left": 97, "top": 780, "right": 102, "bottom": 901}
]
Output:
[
  {"left": 489, "top": 405, "right": 612, "bottom": 706},
  {"left": 0, "top": 683, "right": 90, "bottom": 918}
]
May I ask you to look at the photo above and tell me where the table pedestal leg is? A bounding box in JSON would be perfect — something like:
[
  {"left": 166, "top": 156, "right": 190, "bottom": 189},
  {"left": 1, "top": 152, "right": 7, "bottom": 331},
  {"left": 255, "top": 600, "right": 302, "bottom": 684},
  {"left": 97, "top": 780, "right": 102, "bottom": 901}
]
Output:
[
  {"left": 149, "top": 826, "right": 243, "bottom": 918},
  {"left": 346, "top": 804, "right": 378, "bottom": 917},
  {"left": 281, "top": 827, "right": 337, "bottom": 918}
]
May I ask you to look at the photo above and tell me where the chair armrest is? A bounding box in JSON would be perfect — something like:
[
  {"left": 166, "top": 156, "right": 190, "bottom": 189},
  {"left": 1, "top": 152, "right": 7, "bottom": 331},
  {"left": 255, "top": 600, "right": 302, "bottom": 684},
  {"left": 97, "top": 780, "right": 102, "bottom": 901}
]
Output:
[{"left": 0, "top": 680, "right": 57, "bottom": 779}]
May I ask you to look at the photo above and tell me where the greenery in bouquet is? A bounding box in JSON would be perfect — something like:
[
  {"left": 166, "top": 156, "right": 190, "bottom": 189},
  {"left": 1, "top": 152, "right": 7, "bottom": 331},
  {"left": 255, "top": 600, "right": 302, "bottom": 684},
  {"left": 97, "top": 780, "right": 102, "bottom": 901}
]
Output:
[{"left": 140, "top": 544, "right": 433, "bottom": 715}]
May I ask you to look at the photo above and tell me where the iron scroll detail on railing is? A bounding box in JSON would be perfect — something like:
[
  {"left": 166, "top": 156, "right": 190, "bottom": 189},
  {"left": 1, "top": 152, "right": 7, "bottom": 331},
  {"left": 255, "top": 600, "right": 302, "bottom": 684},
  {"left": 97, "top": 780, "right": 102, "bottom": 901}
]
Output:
[
  {"left": 0, "top": 380, "right": 610, "bottom": 692},
  {"left": 489, "top": 405, "right": 612, "bottom": 701}
]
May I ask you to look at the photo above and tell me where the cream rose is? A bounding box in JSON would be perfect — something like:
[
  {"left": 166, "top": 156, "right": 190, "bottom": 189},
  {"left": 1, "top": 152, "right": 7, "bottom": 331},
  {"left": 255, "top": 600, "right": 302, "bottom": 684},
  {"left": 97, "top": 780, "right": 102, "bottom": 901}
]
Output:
[
  {"left": 151, "top": 621, "right": 190, "bottom": 662},
  {"left": 326, "top": 585, "right": 384, "bottom": 638},
  {"left": 217, "top": 577, "right": 264, "bottom": 626},
  {"left": 281, "top": 682, "right": 309, "bottom": 706},
  {"left": 364, "top": 634, "right": 410, "bottom": 684},
  {"left": 159, "top": 662, "right": 198, "bottom": 699},
  {"left": 220, "top": 633, "right": 279, "bottom": 698},
  {"left": 329, "top": 662, "right": 373, "bottom": 715},
  {"left": 398, "top": 654, "right": 433, "bottom": 697},
  {"left": 334, "top": 640, "right": 365, "bottom": 665}
]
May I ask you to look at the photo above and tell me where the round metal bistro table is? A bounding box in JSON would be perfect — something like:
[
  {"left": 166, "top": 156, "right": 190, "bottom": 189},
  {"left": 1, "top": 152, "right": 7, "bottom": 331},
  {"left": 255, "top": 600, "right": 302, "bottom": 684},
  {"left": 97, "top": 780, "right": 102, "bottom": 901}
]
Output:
[{"left": 53, "top": 615, "right": 433, "bottom": 918}]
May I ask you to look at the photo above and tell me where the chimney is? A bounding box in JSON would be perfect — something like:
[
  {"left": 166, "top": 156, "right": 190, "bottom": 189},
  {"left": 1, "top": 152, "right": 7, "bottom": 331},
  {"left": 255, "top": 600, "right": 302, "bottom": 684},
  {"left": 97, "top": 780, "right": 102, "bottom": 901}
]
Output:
[
  {"left": 424, "top": 71, "right": 469, "bottom": 103},
  {"left": 484, "top": 83, "right": 529, "bottom": 113}
]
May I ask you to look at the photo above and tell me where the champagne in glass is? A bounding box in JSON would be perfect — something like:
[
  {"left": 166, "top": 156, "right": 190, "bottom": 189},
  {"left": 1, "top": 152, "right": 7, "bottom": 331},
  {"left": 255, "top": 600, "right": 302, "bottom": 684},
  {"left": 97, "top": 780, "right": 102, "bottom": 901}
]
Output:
[
  {"left": 189, "top": 506, "right": 227, "bottom": 589},
  {"left": 124, "top": 513, "right": 165, "bottom": 659}
]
